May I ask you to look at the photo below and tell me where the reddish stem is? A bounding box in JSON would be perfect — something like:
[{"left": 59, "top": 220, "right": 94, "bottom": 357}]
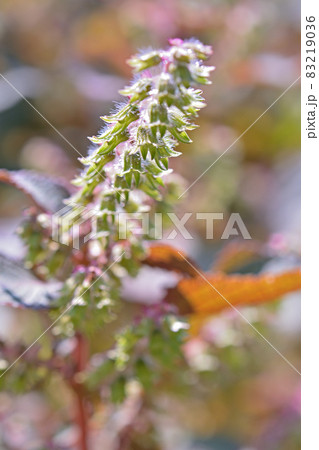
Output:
[
  {"left": 70, "top": 332, "right": 89, "bottom": 450},
  {"left": 75, "top": 386, "right": 88, "bottom": 450}
]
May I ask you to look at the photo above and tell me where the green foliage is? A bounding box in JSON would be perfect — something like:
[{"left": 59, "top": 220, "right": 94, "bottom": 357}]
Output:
[
  {"left": 1, "top": 39, "right": 213, "bottom": 406},
  {"left": 84, "top": 316, "right": 188, "bottom": 403},
  {"left": 12, "top": 39, "right": 213, "bottom": 333}
]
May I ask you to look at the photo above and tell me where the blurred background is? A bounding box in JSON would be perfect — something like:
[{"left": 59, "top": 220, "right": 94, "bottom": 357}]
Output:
[{"left": 0, "top": 0, "right": 300, "bottom": 448}]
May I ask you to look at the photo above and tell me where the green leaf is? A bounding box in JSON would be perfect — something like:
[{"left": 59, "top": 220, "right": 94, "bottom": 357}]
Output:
[
  {"left": 135, "top": 358, "right": 154, "bottom": 389},
  {"left": 111, "top": 376, "right": 127, "bottom": 403},
  {"left": 169, "top": 127, "right": 192, "bottom": 143}
]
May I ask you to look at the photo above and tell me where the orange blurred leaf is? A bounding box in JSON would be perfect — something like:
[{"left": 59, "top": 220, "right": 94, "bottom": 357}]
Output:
[
  {"left": 142, "top": 244, "right": 198, "bottom": 277},
  {"left": 166, "top": 269, "right": 301, "bottom": 315}
]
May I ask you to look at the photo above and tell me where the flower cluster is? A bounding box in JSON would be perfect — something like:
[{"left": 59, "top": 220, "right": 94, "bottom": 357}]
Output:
[
  {"left": 73, "top": 38, "right": 213, "bottom": 207},
  {"left": 17, "top": 39, "right": 212, "bottom": 326}
]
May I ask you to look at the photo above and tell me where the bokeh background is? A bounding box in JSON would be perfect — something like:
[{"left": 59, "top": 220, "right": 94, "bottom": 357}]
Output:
[{"left": 0, "top": 0, "right": 300, "bottom": 449}]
